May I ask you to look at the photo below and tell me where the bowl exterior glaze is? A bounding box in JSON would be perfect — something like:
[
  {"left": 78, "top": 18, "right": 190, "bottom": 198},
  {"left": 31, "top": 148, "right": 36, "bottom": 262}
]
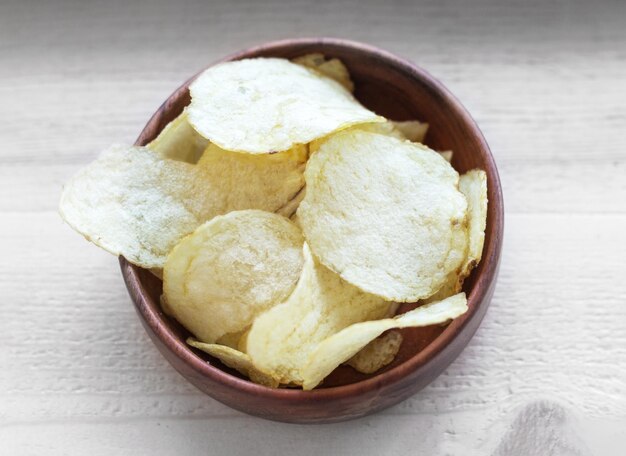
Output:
[{"left": 120, "top": 38, "right": 504, "bottom": 424}]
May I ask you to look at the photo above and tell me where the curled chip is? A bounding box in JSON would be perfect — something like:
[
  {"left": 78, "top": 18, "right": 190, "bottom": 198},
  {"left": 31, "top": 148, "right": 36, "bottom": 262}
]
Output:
[
  {"left": 147, "top": 109, "right": 208, "bottom": 163},
  {"left": 245, "top": 243, "right": 391, "bottom": 385},
  {"left": 276, "top": 187, "right": 306, "bottom": 218},
  {"left": 59, "top": 142, "right": 305, "bottom": 269},
  {"left": 425, "top": 169, "right": 487, "bottom": 302},
  {"left": 292, "top": 53, "right": 354, "bottom": 92},
  {"left": 298, "top": 130, "right": 468, "bottom": 302},
  {"left": 346, "top": 330, "right": 403, "bottom": 374},
  {"left": 459, "top": 170, "right": 488, "bottom": 274},
  {"left": 187, "top": 338, "right": 278, "bottom": 388},
  {"left": 302, "top": 293, "right": 468, "bottom": 389},
  {"left": 187, "top": 58, "right": 383, "bottom": 154},
  {"left": 163, "top": 210, "right": 304, "bottom": 344}
]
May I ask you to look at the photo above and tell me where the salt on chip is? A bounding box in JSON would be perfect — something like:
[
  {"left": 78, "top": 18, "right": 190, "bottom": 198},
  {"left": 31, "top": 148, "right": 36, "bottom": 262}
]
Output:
[
  {"left": 163, "top": 210, "right": 304, "bottom": 344},
  {"left": 297, "top": 130, "right": 468, "bottom": 302},
  {"left": 292, "top": 53, "right": 355, "bottom": 92},
  {"left": 245, "top": 243, "right": 391, "bottom": 385},
  {"left": 147, "top": 109, "right": 208, "bottom": 163},
  {"left": 187, "top": 338, "right": 278, "bottom": 388},
  {"left": 302, "top": 293, "right": 468, "bottom": 389},
  {"left": 187, "top": 58, "right": 383, "bottom": 154},
  {"left": 346, "top": 330, "right": 403, "bottom": 374}
]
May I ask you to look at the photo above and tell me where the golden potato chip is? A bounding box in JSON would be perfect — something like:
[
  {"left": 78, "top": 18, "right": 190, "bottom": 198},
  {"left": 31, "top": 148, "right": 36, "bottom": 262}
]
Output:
[
  {"left": 392, "top": 120, "right": 429, "bottom": 143},
  {"left": 346, "top": 330, "right": 403, "bottom": 374},
  {"left": 439, "top": 150, "right": 453, "bottom": 162},
  {"left": 276, "top": 187, "right": 306, "bottom": 218},
  {"left": 197, "top": 142, "right": 306, "bottom": 211},
  {"left": 59, "top": 142, "right": 305, "bottom": 269},
  {"left": 163, "top": 210, "right": 304, "bottom": 344},
  {"left": 187, "top": 338, "right": 278, "bottom": 387},
  {"left": 147, "top": 109, "right": 208, "bottom": 163},
  {"left": 245, "top": 243, "right": 391, "bottom": 385},
  {"left": 59, "top": 145, "right": 219, "bottom": 268},
  {"left": 292, "top": 53, "right": 354, "bottom": 92},
  {"left": 309, "top": 118, "right": 430, "bottom": 157},
  {"left": 187, "top": 58, "right": 383, "bottom": 154},
  {"left": 297, "top": 130, "right": 468, "bottom": 302},
  {"left": 302, "top": 293, "right": 468, "bottom": 389},
  {"left": 424, "top": 169, "right": 487, "bottom": 302},
  {"left": 459, "top": 169, "right": 488, "bottom": 274}
]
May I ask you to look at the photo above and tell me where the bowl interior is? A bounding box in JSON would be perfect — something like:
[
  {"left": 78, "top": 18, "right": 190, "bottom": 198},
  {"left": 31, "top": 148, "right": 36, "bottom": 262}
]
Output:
[{"left": 131, "top": 39, "right": 500, "bottom": 390}]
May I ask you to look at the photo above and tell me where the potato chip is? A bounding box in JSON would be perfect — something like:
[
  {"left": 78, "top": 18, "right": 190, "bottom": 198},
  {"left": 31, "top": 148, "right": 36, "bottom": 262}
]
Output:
[
  {"left": 292, "top": 53, "right": 355, "bottom": 92},
  {"left": 423, "top": 169, "right": 487, "bottom": 302},
  {"left": 297, "top": 130, "right": 468, "bottom": 302},
  {"left": 147, "top": 109, "right": 208, "bottom": 163},
  {"left": 302, "top": 293, "right": 468, "bottom": 389},
  {"left": 459, "top": 169, "right": 488, "bottom": 274},
  {"left": 346, "top": 330, "right": 403, "bottom": 374},
  {"left": 276, "top": 187, "right": 306, "bottom": 218},
  {"left": 392, "top": 120, "right": 429, "bottom": 143},
  {"left": 59, "top": 142, "right": 305, "bottom": 269},
  {"left": 439, "top": 150, "right": 453, "bottom": 162},
  {"left": 187, "top": 338, "right": 279, "bottom": 387},
  {"left": 163, "top": 210, "right": 304, "bottom": 344},
  {"left": 59, "top": 145, "right": 219, "bottom": 268},
  {"left": 245, "top": 243, "right": 391, "bottom": 385},
  {"left": 309, "top": 119, "right": 429, "bottom": 155},
  {"left": 197, "top": 142, "right": 306, "bottom": 211},
  {"left": 187, "top": 58, "right": 383, "bottom": 154}
]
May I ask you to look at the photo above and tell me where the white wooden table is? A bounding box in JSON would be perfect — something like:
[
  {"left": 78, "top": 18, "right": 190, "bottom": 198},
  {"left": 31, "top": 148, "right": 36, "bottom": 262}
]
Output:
[{"left": 1, "top": 0, "right": 625, "bottom": 454}]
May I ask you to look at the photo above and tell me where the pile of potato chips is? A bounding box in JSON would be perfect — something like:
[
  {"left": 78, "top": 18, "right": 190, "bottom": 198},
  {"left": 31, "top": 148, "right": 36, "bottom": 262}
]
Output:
[{"left": 60, "top": 54, "right": 487, "bottom": 389}]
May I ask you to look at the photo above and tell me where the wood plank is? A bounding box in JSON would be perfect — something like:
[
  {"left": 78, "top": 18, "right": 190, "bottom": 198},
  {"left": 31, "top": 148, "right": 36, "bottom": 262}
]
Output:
[{"left": 2, "top": 212, "right": 624, "bottom": 421}]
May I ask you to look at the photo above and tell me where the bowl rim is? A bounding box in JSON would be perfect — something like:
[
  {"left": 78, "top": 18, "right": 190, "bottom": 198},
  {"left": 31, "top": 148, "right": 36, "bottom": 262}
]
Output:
[{"left": 122, "top": 37, "right": 504, "bottom": 402}]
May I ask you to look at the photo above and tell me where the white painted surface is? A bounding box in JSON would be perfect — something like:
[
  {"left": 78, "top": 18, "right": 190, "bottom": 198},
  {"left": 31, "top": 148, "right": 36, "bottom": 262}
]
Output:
[{"left": 1, "top": 0, "right": 625, "bottom": 454}]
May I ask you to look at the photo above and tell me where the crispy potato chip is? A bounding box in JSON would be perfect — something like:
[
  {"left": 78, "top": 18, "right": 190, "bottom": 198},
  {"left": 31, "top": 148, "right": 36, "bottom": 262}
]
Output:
[
  {"left": 392, "top": 120, "right": 429, "bottom": 143},
  {"left": 59, "top": 143, "right": 305, "bottom": 269},
  {"left": 187, "top": 58, "right": 383, "bottom": 154},
  {"left": 302, "top": 293, "right": 468, "bottom": 389},
  {"left": 292, "top": 53, "right": 355, "bottom": 92},
  {"left": 187, "top": 338, "right": 278, "bottom": 387},
  {"left": 276, "top": 187, "right": 306, "bottom": 218},
  {"left": 309, "top": 119, "right": 428, "bottom": 155},
  {"left": 197, "top": 142, "right": 306, "bottom": 210},
  {"left": 424, "top": 169, "right": 487, "bottom": 302},
  {"left": 356, "top": 121, "right": 408, "bottom": 140},
  {"left": 297, "top": 130, "right": 468, "bottom": 302},
  {"left": 245, "top": 243, "right": 391, "bottom": 385},
  {"left": 59, "top": 145, "right": 220, "bottom": 268},
  {"left": 439, "top": 150, "right": 453, "bottom": 162},
  {"left": 147, "top": 109, "right": 208, "bottom": 163},
  {"left": 163, "top": 210, "right": 304, "bottom": 344},
  {"left": 346, "top": 330, "right": 403, "bottom": 374},
  {"left": 459, "top": 169, "right": 488, "bottom": 274}
]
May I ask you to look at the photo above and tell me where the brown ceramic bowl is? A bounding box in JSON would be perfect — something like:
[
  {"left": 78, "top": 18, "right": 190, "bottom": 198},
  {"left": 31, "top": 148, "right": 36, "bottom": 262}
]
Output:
[{"left": 120, "top": 38, "right": 504, "bottom": 424}]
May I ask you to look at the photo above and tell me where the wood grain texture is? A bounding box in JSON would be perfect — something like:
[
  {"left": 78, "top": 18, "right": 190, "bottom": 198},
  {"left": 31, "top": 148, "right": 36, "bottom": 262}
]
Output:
[{"left": 1, "top": 0, "right": 625, "bottom": 452}]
